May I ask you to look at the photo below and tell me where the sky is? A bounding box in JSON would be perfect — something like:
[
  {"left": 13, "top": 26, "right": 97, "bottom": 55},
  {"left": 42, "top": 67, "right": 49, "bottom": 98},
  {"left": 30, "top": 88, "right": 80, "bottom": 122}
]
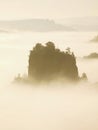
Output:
[{"left": 0, "top": 0, "right": 98, "bottom": 20}]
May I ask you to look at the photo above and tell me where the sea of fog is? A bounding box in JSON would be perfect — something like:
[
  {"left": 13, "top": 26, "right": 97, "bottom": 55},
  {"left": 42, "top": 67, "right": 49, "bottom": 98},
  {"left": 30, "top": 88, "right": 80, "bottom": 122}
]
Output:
[{"left": 0, "top": 31, "right": 98, "bottom": 130}]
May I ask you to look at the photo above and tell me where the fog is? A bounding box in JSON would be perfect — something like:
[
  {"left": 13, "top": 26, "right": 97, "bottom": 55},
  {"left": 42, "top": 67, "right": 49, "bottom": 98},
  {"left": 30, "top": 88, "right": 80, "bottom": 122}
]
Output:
[
  {"left": 1, "top": 83, "right": 98, "bottom": 130},
  {"left": 0, "top": 31, "right": 98, "bottom": 130}
]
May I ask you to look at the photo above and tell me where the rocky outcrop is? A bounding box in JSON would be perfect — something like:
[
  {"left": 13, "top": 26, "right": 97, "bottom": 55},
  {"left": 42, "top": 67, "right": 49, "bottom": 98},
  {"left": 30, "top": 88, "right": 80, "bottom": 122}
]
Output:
[
  {"left": 84, "top": 52, "right": 98, "bottom": 59},
  {"left": 28, "top": 42, "right": 79, "bottom": 82}
]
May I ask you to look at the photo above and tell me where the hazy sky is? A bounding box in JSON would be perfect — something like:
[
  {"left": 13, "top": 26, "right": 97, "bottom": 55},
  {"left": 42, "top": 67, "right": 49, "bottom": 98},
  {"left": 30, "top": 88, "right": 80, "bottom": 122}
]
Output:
[{"left": 0, "top": 0, "right": 98, "bottom": 20}]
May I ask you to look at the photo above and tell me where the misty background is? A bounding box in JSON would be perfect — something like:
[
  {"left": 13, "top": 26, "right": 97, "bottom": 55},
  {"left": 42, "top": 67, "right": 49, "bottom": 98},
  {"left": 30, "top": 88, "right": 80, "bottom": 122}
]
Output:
[{"left": 0, "top": 0, "right": 98, "bottom": 130}]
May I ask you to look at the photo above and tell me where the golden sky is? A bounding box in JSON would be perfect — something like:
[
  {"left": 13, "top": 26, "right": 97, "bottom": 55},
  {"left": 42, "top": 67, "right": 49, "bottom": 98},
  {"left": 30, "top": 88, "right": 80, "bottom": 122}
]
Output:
[{"left": 0, "top": 0, "right": 98, "bottom": 20}]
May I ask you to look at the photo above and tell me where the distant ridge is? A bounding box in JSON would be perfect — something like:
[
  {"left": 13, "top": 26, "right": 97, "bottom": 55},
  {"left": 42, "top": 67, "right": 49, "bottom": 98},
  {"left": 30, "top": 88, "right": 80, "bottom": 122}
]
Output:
[
  {"left": 84, "top": 52, "right": 98, "bottom": 59},
  {"left": 0, "top": 19, "right": 73, "bottom": 32},
  {"left": 57, "top": 16, "right": 98, "bottom": 31},
  {"left": 90, "top": 35, "right": 98, "bottom": 43}
]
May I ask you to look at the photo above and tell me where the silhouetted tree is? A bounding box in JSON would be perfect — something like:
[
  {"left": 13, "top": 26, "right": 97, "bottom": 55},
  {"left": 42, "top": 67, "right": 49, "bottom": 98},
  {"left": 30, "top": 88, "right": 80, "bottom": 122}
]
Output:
[
  {"left": 46, "top": 41, "right": 55, "bottom": 50},
  {"left": 66, "top": 47, "right": 71, "bottom": 54}
]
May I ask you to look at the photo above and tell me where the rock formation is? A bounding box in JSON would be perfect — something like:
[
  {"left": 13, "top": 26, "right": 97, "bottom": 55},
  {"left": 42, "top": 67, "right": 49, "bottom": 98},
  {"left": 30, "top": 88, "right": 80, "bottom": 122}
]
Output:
[{"left": 28, "top": 42, "right": 79, "bottom": 82}]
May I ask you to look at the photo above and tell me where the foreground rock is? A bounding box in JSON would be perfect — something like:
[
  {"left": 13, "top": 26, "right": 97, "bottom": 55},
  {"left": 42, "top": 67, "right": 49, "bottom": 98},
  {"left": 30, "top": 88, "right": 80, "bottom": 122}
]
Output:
[
  {"left": 28, "top": 42, "right": 80, "bottom": 82},
  {"left": 14, "top": 42, "right": 88, "bottom": 84}
]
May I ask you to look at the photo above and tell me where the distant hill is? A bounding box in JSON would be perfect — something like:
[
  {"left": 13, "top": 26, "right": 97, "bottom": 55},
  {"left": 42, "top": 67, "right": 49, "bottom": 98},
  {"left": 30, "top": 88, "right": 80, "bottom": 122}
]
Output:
[
  {"left": 84, "top": 52, "right": 98, "bottom": 59},
  {"left": 0, "top": 29, "right": 9, "bottom": 33},
  {"left": 0, "top": 19, "right": 73, "bottom": 32},
  {"left": 57, "top": 17, "right": 98, "bottom": 31},
  {"left": 90, "top": 35, "right": 98, "bottom": 43}
]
